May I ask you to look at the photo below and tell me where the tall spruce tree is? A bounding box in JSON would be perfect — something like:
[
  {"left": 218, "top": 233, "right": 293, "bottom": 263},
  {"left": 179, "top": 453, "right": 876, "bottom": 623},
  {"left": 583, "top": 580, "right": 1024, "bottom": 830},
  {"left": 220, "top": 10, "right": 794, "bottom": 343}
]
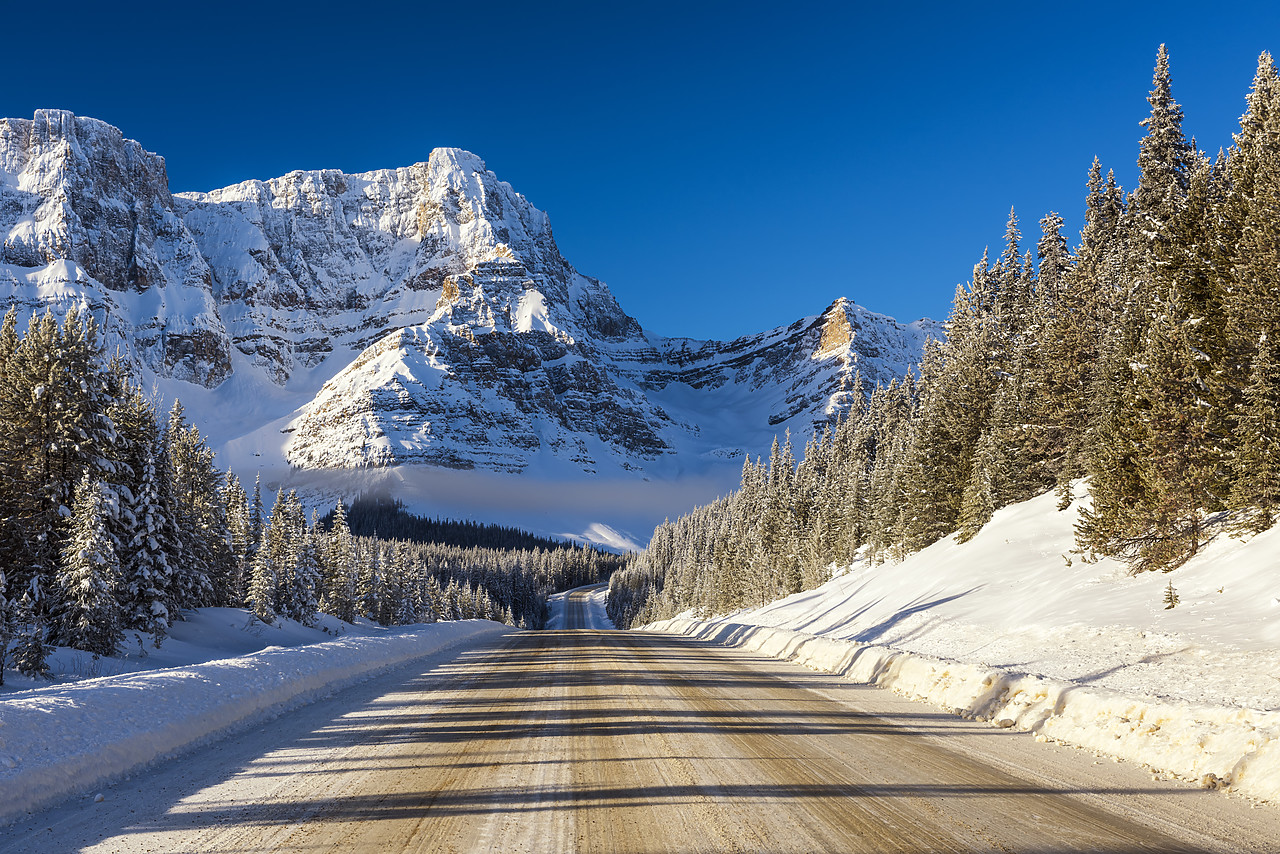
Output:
[{"left": 53, "top": 475, "right": 123, "bottom": 655}]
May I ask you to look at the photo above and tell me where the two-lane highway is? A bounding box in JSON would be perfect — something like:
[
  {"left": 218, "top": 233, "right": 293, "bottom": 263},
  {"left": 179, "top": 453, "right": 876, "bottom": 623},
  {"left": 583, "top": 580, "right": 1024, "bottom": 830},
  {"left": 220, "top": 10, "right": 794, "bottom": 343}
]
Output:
[{"left": 3, "top": 586, "right": 1277, "bottom": 852}]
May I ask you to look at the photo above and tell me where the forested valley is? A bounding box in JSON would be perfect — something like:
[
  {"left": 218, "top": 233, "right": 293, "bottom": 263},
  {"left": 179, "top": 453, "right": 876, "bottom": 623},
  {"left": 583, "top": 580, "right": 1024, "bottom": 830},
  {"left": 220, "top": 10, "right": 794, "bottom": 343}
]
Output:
[
  {"left": 609, "top": 47, "right": 1280, "bottom": 629},
  {"left": 0, "top": 307, "right": 619, "bottom": 683}
]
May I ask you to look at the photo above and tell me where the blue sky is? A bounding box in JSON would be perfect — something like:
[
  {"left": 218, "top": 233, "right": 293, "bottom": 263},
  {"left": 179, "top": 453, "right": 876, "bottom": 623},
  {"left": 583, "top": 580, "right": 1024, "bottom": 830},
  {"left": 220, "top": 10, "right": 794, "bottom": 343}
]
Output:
[{"left": 8, "top": 1, "right": 1280, "bottom": 339}]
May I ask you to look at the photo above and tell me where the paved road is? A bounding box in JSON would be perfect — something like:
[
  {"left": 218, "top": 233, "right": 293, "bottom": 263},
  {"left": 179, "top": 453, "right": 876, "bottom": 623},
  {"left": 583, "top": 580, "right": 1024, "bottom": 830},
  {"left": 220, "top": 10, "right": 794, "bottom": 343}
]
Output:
[{"left": 4, "top": 586, "right": 1278, "bottom": 852}]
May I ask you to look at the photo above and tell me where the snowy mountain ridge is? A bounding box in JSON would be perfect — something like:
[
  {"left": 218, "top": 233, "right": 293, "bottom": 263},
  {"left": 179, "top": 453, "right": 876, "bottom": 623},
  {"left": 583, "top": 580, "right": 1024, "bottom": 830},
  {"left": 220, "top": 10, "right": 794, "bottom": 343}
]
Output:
[{"left": 0, "top": 110, "right": 938, "bottom": 512}]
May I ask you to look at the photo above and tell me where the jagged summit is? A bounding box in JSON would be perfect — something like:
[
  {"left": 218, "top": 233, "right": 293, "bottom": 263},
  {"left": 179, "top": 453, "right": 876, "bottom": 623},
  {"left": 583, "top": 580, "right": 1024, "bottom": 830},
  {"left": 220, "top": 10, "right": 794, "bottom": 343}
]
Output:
[{"left": 0, "top": 110, "right": 940, "bottom": 478}]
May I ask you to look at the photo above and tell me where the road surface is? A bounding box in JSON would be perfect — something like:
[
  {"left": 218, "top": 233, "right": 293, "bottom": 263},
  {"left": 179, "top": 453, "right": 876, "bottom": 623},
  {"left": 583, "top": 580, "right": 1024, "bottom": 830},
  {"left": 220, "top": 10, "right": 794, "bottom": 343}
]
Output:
[{"left": 3, "top": 585, "right": 1277, "bottom": 852}]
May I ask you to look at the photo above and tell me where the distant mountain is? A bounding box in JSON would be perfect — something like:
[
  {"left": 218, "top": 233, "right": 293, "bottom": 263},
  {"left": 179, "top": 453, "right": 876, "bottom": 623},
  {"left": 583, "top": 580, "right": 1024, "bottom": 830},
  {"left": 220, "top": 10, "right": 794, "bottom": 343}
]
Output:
[{"left": 0, "top": 109, "right": 940, "bottom": 484}]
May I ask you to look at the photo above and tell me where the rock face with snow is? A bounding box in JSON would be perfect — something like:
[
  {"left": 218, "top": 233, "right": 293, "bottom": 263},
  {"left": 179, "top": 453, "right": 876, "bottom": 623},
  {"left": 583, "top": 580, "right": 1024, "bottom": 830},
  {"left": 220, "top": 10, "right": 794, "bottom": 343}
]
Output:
[
  {"left": 0, "top": 110, "right": 941, "bottom": 475},
  {"left": 0, "top": 111, "right": 230, "bottom": 385}
]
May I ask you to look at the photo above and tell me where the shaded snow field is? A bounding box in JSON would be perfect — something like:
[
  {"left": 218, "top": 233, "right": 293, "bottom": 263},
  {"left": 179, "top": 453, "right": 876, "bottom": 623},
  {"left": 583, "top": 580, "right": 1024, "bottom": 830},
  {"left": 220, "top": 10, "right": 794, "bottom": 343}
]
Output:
[
  {"left": 0, "top": 611, "right": 512, "bottom": 823},
  {"left": 649, "top": 485, "right": 1280, "bottom": 805}
]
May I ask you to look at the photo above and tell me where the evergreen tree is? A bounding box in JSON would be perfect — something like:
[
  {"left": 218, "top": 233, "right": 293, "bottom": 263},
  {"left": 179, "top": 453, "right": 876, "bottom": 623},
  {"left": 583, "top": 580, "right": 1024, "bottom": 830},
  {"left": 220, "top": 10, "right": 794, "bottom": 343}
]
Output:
[
  {"left": 101, "top": 377, "right": 174, "bottom": 645},
  {"left": 282, "top": 511, "right": 320, "bottom": 626},
  {"left": 120, "top": 446, "right": 172, "bottom": 645},
  {"left": 53, "top": 475, "right": 123, "bottom": 655},
  {"left": 0, "top": 308, "right": 116, "bottom": 616},
  {"left": 223, "top": 473, "right": 254, "bottom": 607},
  {"left": 319, "top": 500, "right": 359, "bottom": 622},
  {"left": 1228, "top": 335, "right": 1280, "bottom": 532},
  {"left": 163, "top": 402, "right": 221, "bottom": 611},
  {"left": 1131, "top": 45, "right": 1194, "bottom": 235},
  {"left": 247, "top": 491, "right": 286, "bottom": 625},
  {"left": 10, "top": 587, "right": 50, "bottom": 679}
]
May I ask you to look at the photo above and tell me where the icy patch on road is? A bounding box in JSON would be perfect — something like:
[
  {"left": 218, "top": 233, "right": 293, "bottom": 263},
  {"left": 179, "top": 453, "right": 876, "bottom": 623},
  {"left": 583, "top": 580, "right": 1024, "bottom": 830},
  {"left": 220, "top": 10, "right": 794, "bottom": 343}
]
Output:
[{"left": 0, "top": 620, "right": 511, "bottom": 823}]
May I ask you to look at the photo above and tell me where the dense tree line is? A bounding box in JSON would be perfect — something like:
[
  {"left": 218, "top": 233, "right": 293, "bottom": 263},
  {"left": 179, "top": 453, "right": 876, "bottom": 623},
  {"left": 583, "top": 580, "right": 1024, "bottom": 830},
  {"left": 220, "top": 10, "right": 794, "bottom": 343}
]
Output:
[
  {"left": 324, "top": 496, "right": 576, "bottom": 552},
  {"left": 609, "top": 47, "right": 1280, "bottom": 628},
  {"left": 0, "top": 308, "right": 621, "bottom": 683}
]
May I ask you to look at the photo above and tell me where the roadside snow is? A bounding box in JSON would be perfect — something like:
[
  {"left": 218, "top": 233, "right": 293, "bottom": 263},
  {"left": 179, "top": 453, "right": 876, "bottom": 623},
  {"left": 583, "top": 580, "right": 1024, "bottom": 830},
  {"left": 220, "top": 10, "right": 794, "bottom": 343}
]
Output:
[
  {"left": 545, "top": 584, "right": 615, "bottom": 630},
  {"left": 0, "top": 617, "right": 511, "bottom": 823},
  {"left": 648, "top": 484, "right": 1280, "bottom": 804},
  {"left": 2, "top": 608, "right": 392, "bottom": 693}
]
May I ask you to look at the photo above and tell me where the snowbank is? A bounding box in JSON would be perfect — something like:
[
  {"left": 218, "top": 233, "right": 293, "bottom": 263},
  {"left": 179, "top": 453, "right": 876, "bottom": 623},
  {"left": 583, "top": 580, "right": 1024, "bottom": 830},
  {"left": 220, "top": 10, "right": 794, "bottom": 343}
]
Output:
[
  {"left": 0, "top": 620, "right": 510, "bottom": 823},
  {"left": 645, "top": 484, "right": 1280, "bottom": 806},
  {"left": 649, "top": 617, "right": 1280, "bottom": 804}
]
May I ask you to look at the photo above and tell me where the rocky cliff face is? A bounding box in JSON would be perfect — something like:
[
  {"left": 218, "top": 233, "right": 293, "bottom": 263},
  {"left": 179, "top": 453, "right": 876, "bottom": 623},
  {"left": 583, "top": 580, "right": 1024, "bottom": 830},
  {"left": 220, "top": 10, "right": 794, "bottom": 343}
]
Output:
[
  {"left": 0, "top": 111, "right": 231, "bottom": 385},
  {"left": 0, "top": 110, "right": 940, "bottom": 476}
]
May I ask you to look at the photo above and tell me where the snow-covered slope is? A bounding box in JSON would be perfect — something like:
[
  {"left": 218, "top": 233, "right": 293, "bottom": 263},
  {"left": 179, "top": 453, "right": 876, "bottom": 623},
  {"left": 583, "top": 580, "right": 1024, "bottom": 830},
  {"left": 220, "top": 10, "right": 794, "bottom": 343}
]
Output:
[
  {"left": 0, "top": 110, "right": 939, "bottom": 534},
  {"left": 649, "top": 485, "right": 1280, "bottom": 803}
]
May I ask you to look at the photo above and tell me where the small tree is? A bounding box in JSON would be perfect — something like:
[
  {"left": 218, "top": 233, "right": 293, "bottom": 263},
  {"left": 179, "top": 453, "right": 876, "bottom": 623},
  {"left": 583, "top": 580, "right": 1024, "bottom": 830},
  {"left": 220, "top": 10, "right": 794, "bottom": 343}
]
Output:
[
  {"left": 1163, "top": 579, "right": 1180, "bottom": 609},
  {"left": 12, "top": 586, "right": 51, "bottom": 679}
]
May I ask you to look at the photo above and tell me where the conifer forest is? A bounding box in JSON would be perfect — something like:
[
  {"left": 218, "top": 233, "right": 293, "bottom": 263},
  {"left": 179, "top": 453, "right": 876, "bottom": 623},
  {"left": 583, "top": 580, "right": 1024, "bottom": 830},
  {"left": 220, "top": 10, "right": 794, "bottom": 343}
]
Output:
[
  {"left": 609, "top": 48, "right": 1280, "bottom": 629},
  {"left": 0, "top": 305, "right": 620, "bottom": 682}
]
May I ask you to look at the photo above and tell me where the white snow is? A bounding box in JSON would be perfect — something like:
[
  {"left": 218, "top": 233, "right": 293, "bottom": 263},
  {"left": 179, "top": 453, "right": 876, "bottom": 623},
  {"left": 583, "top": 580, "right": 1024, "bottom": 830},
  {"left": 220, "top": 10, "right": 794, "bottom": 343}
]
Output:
[
  {"left": 545, "top": 584, "right": 615, "bottom": 630},
  {"left": 557, "top": 522, "right": 642, "bottom": 552},
  {"left": 0, "top": 612, "right": 511, "bottom": 823},
  {"left": 647, "top": 484, "right": 1280, "bottom": 804},
  {"left": 0, "top": 112, "right": 947, "bottom": 545}
]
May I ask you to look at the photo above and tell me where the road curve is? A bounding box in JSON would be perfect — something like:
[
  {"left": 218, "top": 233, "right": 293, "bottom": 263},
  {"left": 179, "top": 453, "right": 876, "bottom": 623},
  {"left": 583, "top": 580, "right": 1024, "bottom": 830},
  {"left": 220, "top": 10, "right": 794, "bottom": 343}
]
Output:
[{"left": 4, "top": 586, "right": 1278, "bottom": 853}]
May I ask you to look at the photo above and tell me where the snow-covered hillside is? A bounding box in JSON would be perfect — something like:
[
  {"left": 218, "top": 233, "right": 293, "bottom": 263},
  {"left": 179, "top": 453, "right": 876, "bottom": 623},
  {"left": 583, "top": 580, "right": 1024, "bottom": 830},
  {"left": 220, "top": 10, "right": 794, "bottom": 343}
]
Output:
[
  {"left": 650, "top": 484, "right": 1280, "bottom": 802},
  {"left": 0, "top": 110, "right": 938, "bottom": 541}
]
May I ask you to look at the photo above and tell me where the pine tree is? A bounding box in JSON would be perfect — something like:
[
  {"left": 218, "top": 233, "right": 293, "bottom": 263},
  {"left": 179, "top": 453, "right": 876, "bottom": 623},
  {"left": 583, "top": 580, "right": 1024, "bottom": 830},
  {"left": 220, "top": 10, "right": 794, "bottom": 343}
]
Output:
[
  {"left": 284, "top": 512, "right": 320, "bottom": 626},
  {"left": 1228, "top": 335, "right": 1280, "bottom": 532},
  {"left": 250, "top": 473, "right": 265, "bottom": 552},
  {"left": 223, "top": 473, "right": 254, "bottom": 607},
  {"left": 898, "top": 271, "right": 999, "bottom": 550},
  {"left": 53, "top": 475, "right": 123, "bottom": 655},
  {"left": 1132, "top": 45, "right": 1194, "bottom": 236},
  {"left": 1042, "top": 163, "right": 1125, "bottom": 499},
  {"left": 0, "top": 308, "right": 116, "bottom": 617},
  {"left": 247, "top": 490, "right": 285, "bottom": 625},
  {"left": 10, "top": 587, "right": 50, "bottom": 679},
  {"left": 1114, "top": 159, "right": 1231, "bottom": 571},
  {"left": 121, "top": 447, "right": 172, "bottom": 645},
  {"left": 319, "top": 501, "right": 359, "bottom": 622},
  {"left": 1078, "top": 47, "right": 1197, "bottom": 568},
  {"left": 163, "top": 402, "right": 222, "bottom": 611}
]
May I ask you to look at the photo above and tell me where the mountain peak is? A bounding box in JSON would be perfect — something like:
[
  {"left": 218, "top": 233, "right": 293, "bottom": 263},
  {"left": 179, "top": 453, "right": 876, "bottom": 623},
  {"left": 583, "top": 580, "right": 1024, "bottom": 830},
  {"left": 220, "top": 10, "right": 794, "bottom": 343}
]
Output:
[
  {"left": 427, "top": 147, "right": 488, "bottom": 175},
  {"left": 0, "top": 111, "right": 939, "bottom": 479}
]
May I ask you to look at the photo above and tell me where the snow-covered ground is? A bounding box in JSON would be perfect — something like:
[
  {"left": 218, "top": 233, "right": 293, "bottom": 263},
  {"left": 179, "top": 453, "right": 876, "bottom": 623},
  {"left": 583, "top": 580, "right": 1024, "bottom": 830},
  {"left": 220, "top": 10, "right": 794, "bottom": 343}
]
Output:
[
  {"left": 0, "top": 612, "right": 512, "bottom": 823},
  {"left": 545, "top": 584, "right": 616, "bottom": 630},
  {"left": 649, "top": 485, "right": 1280, "bottom": 804}
]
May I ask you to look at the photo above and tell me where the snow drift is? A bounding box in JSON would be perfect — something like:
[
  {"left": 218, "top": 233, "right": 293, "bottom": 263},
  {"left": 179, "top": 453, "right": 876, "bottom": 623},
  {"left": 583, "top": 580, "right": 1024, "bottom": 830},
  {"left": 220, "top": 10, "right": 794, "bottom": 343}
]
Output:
[{"left": 0, "top": 620, "right": 510, "bottom": 823}]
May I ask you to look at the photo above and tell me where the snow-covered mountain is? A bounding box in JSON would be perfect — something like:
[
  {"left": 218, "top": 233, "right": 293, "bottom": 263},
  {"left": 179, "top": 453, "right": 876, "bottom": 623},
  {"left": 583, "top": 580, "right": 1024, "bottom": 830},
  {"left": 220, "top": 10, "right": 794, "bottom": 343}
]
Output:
[{"left": 0, "top": 110, "right": 938, "bottom": 535}]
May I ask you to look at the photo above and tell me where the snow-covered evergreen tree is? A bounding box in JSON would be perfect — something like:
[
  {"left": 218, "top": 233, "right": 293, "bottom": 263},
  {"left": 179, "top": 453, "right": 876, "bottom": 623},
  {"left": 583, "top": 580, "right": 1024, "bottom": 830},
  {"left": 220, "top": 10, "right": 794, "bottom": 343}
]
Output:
[
  {"left": 223, "top": 473, "right": 254, "bottom": 607},
  {"left": 11, "top": 587, "right": 50, "bottom": 679},
  {"left": 53, "top": 475, "right": 123, "bottom": 655},
  {"left": 319, "top": 501, "right": 359, "bottom": 623},
  {"left": 121, "top": 447, "right": 172, "bottom": 645}
]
